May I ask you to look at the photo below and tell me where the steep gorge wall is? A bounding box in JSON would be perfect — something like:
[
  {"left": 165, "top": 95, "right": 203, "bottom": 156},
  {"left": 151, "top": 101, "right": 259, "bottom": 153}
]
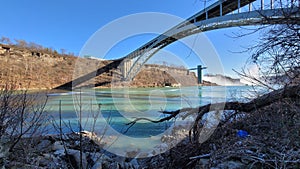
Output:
[
  {"left": 128, "top": 64, "right": 197, "bottom": 87},
  {"left": 0, "top": 44, "right": 197, "bottom": 89},
  {"left": 0, "top": 44, "right": 113, "bottom": 89}
]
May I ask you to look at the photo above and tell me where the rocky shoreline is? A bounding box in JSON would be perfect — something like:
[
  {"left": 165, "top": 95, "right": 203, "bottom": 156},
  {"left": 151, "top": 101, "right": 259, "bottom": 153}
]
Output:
[{"left": 2, "top": 126, "right": 189, "bottom": 169}]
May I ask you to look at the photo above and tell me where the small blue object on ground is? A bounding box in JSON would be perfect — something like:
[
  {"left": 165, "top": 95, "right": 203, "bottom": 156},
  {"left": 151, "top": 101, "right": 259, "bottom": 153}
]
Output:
[{"left": 237, "top": 130, "right": 249, "bottom": 138}]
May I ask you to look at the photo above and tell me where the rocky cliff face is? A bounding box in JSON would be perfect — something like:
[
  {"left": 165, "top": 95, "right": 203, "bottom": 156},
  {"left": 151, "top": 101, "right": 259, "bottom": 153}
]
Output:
[
  {"left": 0, "top": 44, "right": 198, "bottom": 89},
  {"left": 122, "top": 64, "right": 198, "bottom": 88}
]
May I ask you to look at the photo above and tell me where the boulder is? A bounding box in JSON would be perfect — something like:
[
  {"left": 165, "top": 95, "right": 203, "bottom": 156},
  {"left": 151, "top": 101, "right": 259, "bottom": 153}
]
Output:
[
  {"left": 67, "top": 149, "right": 88, "bottom": 169},
  {"left": 36, "top": 139, "right": 52, "bottom": 152},
  {"left": 53, "top": 149, "right": 65, "bottom": 156},
  {"left": 52, "top": 141, "right": 64, "bottom": 151}
]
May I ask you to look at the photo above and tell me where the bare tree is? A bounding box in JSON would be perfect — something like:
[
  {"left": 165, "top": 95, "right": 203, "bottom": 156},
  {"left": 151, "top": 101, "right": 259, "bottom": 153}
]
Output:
[
  {"left": 239, "top": 0, "right": 300, "bottom": 88},
  {"left": 60, "top": 48, "right": 66, "bottom": 55},
  {"left": 0, "top": 82, "right": 48, "bottom": 168},
  {"left": 0, "top": 36, "right": 11, "bottom": 44},
  {"left": 14, "top": 39, "right": 27, "bottom": 48},
  {"left": 28, "top": 42, "right": 43, "bottom": 51}
]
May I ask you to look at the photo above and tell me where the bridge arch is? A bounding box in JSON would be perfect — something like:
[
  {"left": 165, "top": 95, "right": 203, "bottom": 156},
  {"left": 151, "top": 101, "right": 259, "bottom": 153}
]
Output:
[
  {"left": 55, "top": 1, "right": 300, "bottom": 90},
  {"left": 123, "top": 7, "right": 300, "bottom": 81}
]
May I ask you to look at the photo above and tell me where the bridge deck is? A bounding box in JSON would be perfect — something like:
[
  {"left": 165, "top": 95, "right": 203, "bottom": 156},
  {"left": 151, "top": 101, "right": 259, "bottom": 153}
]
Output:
[{"left": 189, "top": 0, "right": 256, "bottom": 23}]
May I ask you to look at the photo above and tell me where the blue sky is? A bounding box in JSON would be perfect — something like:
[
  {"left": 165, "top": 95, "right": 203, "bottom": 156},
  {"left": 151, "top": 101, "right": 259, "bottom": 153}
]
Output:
[{"left": 0, "top": 0, "right": 260, "bottom": 77}]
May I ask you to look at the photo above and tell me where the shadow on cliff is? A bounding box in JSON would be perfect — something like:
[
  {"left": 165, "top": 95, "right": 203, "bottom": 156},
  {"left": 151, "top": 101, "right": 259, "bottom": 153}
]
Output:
[{"left": 54, "top": 59, "right": 123, "bottom": 90}]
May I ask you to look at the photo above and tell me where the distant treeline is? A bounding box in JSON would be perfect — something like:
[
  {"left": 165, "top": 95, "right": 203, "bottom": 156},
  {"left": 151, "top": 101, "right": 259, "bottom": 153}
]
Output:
[{"left": 0, "top": 36, "right": 76, "bottom": 57}]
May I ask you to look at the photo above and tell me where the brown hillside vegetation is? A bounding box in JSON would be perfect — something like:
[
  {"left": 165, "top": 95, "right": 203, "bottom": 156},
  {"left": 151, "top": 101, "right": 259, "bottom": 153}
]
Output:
[{"left": 0, "top": 43, "right": 198, "bottom": 90}]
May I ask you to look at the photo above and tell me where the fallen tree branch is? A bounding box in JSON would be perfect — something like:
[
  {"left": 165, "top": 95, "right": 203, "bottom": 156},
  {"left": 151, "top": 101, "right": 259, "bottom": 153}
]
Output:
[{"left": 124, "top": 110, "right": 181, "bottom": 133}]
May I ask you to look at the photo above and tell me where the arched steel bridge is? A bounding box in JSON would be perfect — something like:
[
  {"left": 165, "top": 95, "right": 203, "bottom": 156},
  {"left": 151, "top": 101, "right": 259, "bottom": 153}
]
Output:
[{"left": 56, "top": 0, "right": 300, "bottom": 89}]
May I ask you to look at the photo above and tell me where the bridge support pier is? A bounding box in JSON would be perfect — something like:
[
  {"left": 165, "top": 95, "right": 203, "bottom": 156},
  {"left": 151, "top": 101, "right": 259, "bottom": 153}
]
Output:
[{"left": 121, "top": 59, "right": 133, "bottom": 79}]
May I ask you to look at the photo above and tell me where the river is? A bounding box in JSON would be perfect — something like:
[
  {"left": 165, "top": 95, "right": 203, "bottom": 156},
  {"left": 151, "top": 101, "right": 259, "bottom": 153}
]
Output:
[
  {"left": 44, "top": 85, "right": 255, "bottom": 156},
  {"left": 45, "top": 86, "right": 251, "bottom": 134}
]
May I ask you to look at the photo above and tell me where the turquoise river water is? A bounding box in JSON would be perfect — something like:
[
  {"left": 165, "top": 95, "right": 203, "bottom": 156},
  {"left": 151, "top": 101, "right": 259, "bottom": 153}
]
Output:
[
  {"left": 45, "top": 86, "right": 253, "bottom": 136},
  {"left": 43, "top": 85, "right": 257, "bottom": 156}
]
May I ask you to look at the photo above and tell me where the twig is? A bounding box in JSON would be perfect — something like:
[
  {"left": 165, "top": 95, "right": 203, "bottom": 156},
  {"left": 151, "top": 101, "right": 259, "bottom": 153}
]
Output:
[{"left": 189, "top": 153, "right": 211, "bottom": 159}]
